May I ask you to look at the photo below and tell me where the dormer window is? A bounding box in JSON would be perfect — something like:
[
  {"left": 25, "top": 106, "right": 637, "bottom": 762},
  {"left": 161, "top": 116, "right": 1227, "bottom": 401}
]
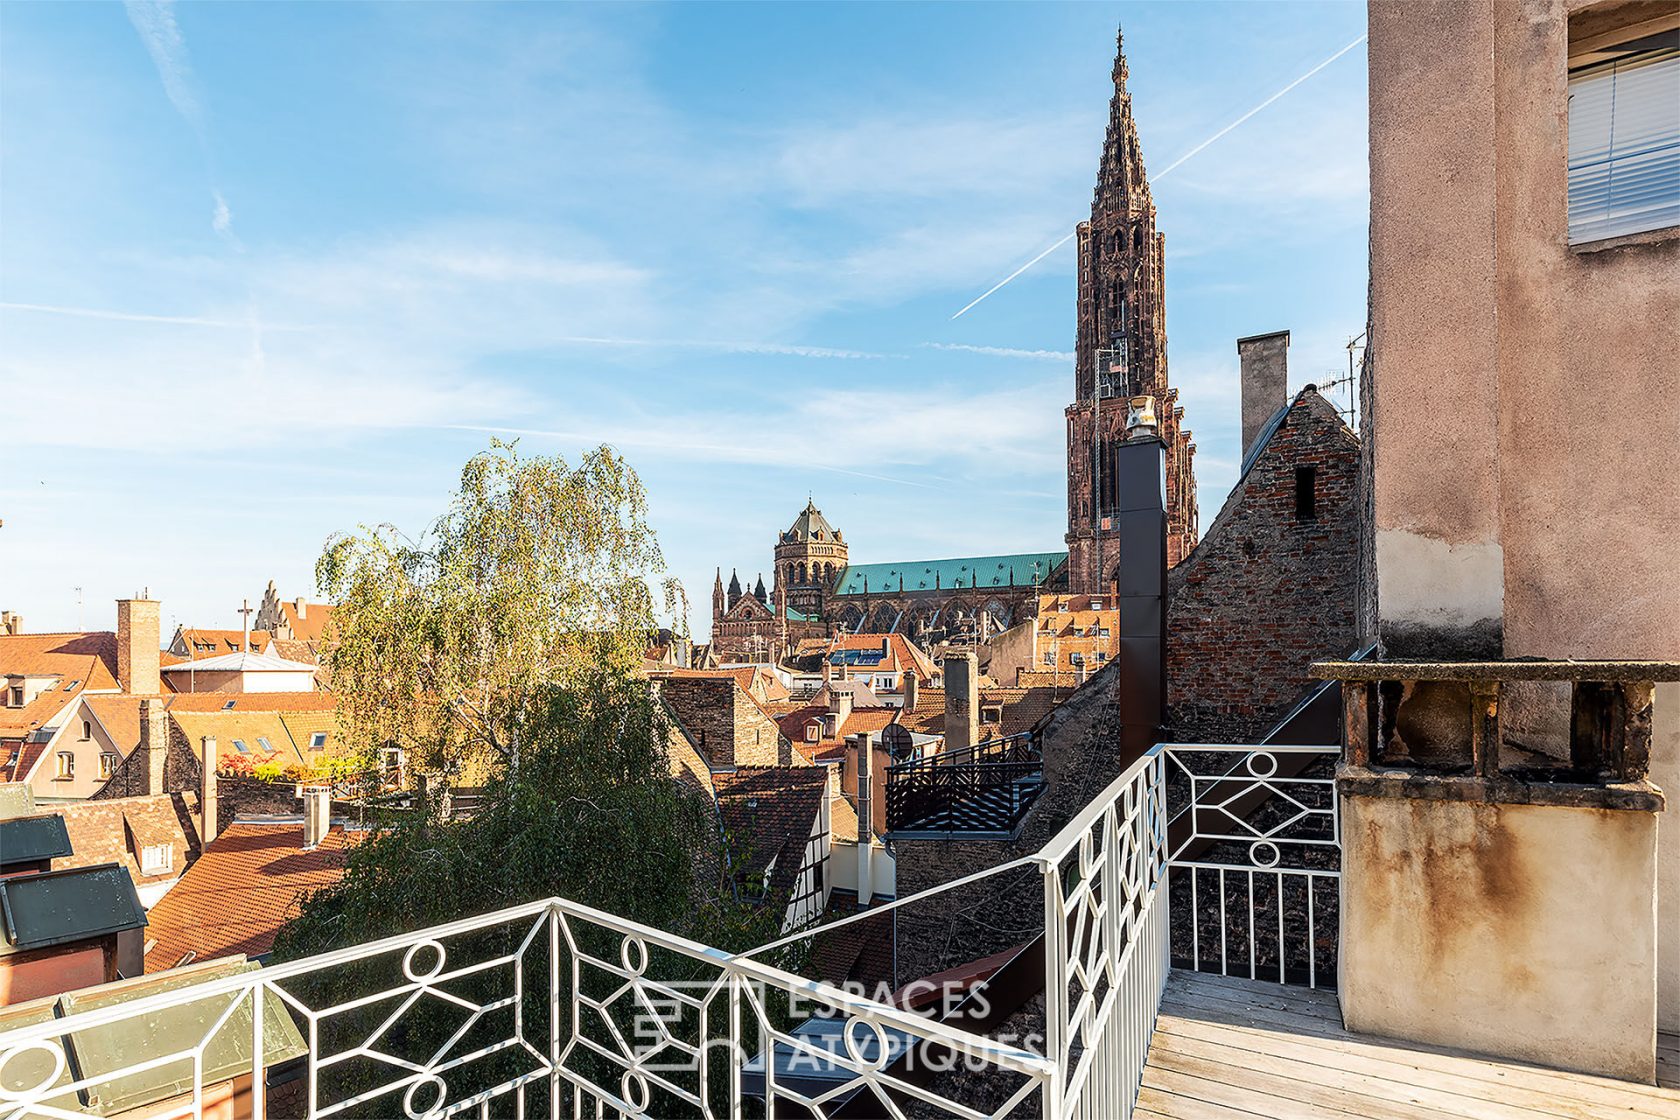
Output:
[{"left": 805, "top": 723, "right": 820, "bottom": 743}]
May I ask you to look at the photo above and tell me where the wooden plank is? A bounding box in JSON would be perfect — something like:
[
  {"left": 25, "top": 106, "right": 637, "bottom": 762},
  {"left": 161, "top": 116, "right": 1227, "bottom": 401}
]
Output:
[
  {"left": 1170, "top": 970, "right": 1342, "bottom": 1015},
  {"left": 1153, "top": 1013, "right": 1673, "bottom": 1120},
  {"left": 1148, "top": 1049, "right": 1436, "bottom": 1119},
  {"left": 1150, "top": 1027, "right": 1628, "bottom": 1120},
  {"left": 1141, "top": 1065, "right": 1364, "bottom": 1120},
  {"left": 1136, "top": 1085, "right": 1275, "bottom": 1120},
  {"left": 1156, "top": 992, "right": 1680, "bottom": 1114}
]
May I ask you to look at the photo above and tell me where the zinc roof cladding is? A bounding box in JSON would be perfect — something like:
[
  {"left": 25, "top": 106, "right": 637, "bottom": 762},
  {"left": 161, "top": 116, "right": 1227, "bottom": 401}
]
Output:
[
  {"left": 832, "top": 551, "right": 1067, "bottom": 596},
  {"left": 160, "top": 650, "right": 319, "bottom": 674},
  {"left": 56, "top": 956, "right": 308, "bottom": 1117},
  {"left": 782, "top": 499, "right": 839, "bottom": 543},
  {"left": 0, "top": 863, "right": 146, "bottom": 955},
  {"left": 142, "top": 823, "right": 357, "bottom": 972},
  {"left": 0, "top": 813, "right": 73, "bottom": 866}
]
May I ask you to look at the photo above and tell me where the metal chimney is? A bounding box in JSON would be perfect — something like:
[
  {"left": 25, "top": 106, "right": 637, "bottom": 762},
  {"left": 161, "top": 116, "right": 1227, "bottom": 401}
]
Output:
[{"left": 1114, "top": 429, "right": 1168, "bottom": 760}]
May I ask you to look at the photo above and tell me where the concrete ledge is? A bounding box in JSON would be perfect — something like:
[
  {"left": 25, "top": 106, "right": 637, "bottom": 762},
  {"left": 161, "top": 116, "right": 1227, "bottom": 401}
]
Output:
[
  {"left": 1337, "top": 764, "right": 1665, "bottom": 812},
  {"left": 1313, "top": 659, "right": 1680, "bottom": 682}
]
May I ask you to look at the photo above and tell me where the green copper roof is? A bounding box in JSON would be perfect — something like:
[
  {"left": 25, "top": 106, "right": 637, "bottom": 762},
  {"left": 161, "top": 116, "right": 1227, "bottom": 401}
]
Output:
[
  {"left": 0, "top": 814, "right": 73, "bottom": 868},
  {"left": 833, "top": 552, "right": 1067, "bottom": 597},
  {"left": 0, "top": 863, "right": 145, "bottom": 957}
]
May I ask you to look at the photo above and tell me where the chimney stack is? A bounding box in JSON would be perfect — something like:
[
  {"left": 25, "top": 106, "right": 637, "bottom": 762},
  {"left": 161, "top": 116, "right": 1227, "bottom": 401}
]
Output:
[
  {"left": 903, "top": 670, "right": 919, "bottom": 713},
  {"left": 851, "top": 731, "right": 874, "bottom": 904},
  {"left": 0, "top": 611, "right": 21, "bottom": 635},
  {"left": 116, "top": 595, "right": 161, "bottom": 695},
  {"left": 943, "top": 651, "right": 979, "bottom": 754},
  {"left": 294, "top": 598, "right": 307, "bottom": 620},
  {"left": 1237, "top": 330, "right": 1290, "bottom": 460},
  {"left": 200, "top": 736, "right": 218, "bottom": 845},
  {"left": 137, "top": 698, "right": 167, "bottom": 797},
  {"left": 1114, "top": 426, "right": 1168, "bottom": 761},
  {"left": 827, "top": 683, "right": 855, "bottom": 729},
  {"left": 302, "top": 785, "right": 330, "bottom": 849}
]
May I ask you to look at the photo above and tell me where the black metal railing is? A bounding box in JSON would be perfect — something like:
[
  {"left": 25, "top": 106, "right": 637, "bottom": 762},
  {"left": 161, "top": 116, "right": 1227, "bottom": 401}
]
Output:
[{"left": 885, "top": 730, "right": 1045, "bottom": 836}]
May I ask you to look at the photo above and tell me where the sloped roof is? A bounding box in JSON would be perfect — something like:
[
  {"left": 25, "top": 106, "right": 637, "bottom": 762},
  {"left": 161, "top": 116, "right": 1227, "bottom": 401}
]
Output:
[
  {"left": 833, "top": 552, "right": 1066, "bottom": 597},
  {"left": 824, "top": 633, "right": 938, "bottom": 680},
  {"left": 56, "top": 794, "right": 202, "bottom": 888},
  {"left": 143, "top": 822, "right": 357, "bottom": 971},
  {"left": 0, "top": 813, "right": 73, "bottom": 867},
  {"left": 0, "top": 864, "right": 146, "bottom": 956},
  {"left": 714, "top": 767, "right": 827, "bottom": 901},
  {"left": 169, "top": 711, "right": 307, "bottom": 767},
  {"left": 165, "top": 691, "right": 334, "bottom": 713},
  {"left": 783, "top": 499, "right": 838, "bottom": 544},
  {"left": 895, "top": 686, "right": 1056, "bottom": 739},
  {"left": 0, "top": 633, "right": 120, "bottom": 742},
  {"left": 160, "top": 650, "right": 319, "bottom": 675},
  {"left": 173, "top": 628, "right": 270, "bottom": 656},
  {"left": 279, "top": 602, "right": 335, "bottom": 642}
]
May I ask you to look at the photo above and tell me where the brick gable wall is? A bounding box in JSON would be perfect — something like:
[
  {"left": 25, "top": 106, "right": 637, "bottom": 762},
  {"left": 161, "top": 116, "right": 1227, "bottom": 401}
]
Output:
[
  {"left": 658, "top": 677, "right": 793, "bottom": 770},
  {"left": 1166, "top": 392, "right": 1360, "bottom": 740}
]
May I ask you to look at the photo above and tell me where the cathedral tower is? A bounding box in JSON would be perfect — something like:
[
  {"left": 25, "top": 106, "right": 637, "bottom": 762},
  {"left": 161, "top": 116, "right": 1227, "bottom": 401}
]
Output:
[
  {"left": 1066, "top": 27, "right": 1199, "bottom": 593},
  {"left": 774, "top": 499, "right": 848, "bottom": 620}
]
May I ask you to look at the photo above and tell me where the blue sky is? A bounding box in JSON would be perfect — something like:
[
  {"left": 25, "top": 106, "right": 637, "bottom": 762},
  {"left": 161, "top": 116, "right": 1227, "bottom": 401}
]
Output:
[{"left": 0, "top": 1, "right": 1369, "bottom": 640}]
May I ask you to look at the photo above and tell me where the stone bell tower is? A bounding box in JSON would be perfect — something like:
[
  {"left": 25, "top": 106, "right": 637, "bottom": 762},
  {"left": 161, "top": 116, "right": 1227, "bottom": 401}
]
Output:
[{"left": 1066, "top": 26, "right": 1199, "bottom": 593}]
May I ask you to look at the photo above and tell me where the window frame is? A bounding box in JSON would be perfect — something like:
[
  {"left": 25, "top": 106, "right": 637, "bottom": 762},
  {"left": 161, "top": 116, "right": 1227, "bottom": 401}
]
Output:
[{"left": 55, "top": 751, "right": 75, "bottom": 780}]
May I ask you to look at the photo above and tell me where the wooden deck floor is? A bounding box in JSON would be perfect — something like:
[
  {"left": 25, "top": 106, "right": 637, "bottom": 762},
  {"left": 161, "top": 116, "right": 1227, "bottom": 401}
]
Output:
[{"left": 1139, "top": 970, "right": 1680, "bottom": 1119}]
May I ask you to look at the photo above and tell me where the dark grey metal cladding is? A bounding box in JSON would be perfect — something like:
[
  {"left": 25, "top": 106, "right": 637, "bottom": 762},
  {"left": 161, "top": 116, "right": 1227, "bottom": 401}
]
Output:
[
  {"left": 1116, "top": 437, "right": 1168, "bottom": 758},
  {"left": 0, "top": 814, "right": 73, "bottom": 868},
  {"left": 0, "top": 862, "right": 146, "bottom": 954}
]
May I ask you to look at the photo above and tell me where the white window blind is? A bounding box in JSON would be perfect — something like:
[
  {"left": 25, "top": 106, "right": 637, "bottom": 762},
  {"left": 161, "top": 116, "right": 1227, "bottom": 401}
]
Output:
[{"left": 1568, "top": 43, "right": 1680, "bottom": 243}]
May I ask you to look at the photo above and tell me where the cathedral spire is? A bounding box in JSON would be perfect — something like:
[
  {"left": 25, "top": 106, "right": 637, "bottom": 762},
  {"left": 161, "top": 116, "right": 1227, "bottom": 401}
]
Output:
[{"left": 1095, "top": 24, "right": 1149, "bottom": 213}]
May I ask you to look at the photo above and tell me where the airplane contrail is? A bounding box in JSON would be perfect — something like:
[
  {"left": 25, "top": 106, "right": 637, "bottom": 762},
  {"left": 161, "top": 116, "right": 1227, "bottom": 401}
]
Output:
[{"left": 950, "top": 32, "right": 1369, "bottom": 321}]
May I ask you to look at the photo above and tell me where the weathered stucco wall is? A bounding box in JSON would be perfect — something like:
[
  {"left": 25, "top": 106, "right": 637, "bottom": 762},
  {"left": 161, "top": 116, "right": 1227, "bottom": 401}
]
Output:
[
  {"left": 1657, "top": 683, "right": 1679, "bottom": 1033},
  {"left": 1340, "top": 793, "right": 1658, "bottom": 1082},
  {"left": 1369, "top": 0, "right": 1680, "bottom": 661}
]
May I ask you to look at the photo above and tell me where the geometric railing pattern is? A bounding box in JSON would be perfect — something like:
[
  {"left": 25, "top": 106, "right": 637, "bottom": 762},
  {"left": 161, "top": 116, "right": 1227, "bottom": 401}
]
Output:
[
  {"left": 886, "top": 731, "right": 1044, "bottom": 837},
  {"left": 0, "top": 741, "right": 1321, "bottom": 1118},
  {"left": 1162, "top": 743, "right": 1342, "bottom": 989}
]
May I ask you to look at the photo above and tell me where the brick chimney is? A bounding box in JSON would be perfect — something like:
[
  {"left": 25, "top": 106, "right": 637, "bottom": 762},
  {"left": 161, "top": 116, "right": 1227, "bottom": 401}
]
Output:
[
  {"left": 199, "top": 736, "right": 218, "bottom": 845},
  {"left": 137, "top": 698, "right": 167, "bottom": 797},
  {"left": 1237, "top": 330, "right": 1290, "bottom": 460},
  {"left": 116, "top": 595, "right": 161, "bottom": 695},
  {"left": 944, "top": 651, "right": 978, "bottom": 754}
]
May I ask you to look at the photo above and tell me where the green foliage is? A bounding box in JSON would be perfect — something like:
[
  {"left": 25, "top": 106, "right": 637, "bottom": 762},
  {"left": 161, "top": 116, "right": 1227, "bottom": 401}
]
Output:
[
  {"left": 316, "top": 439, "right": 687, "bottom": 782},
  {"left": 272, "top": 664, "right": 761, "bottom": 958}
]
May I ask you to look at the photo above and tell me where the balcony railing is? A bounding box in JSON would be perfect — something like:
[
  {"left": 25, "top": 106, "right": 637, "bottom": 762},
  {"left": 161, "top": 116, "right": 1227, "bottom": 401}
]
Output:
[
  {"left": 0, "top": 740, "right": 1337, "bottom": 1119},
  {"left": 884, "top": 731, "right": 1044, "bottom": 838}
]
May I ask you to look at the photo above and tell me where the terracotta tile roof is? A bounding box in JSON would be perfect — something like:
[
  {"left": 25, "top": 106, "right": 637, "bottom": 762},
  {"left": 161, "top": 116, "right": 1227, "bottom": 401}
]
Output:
[
  {"left": 82, "top": 694, "right": 169, "bottom": 754},
  {"left": 170, "top": 711, "right": 308, "bottom": 768},
  {"left": 279, "top": 602, "right": 335, "bottom": 642},
  {"left": 277, "top": 712, "right": 343, "bottom": 757},
  {"left": 660, "top": 665, "right": 790, "bottom": 704},
  {"left": 0, "top": 632, "right": 121, "bottom": 742},
  {"left": 714, "top": 767, "right": 827, "bottom": 901},
  {"left": 164, "top": 691, "right": 335, "bottom": 713},
  {"left": 3, "top": 742, "right": 48, "bottom": 784},
  {"left": 775, "top": 705, "right": 900, "bottom": 763},
  {"left": 55, "top": 793, "right": 202, "bottom": 888},
  {"left": 175, "top": 628, "right": 271, "bottom": 656},
  {"left": 823, "top": 633, "right": 937, "bottom": 681},
  {"left": 143, "top": 822, "right": 358, "bottom": 971}
]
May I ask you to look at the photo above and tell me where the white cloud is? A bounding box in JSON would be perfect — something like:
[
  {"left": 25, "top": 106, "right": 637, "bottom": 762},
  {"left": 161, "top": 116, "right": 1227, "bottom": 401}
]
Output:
[
  {"left": 924, "top": 343, "right": 1073, "bottom": 363},
  {"left": 123, "top": 0, "right": 201, "bottom": 128}
]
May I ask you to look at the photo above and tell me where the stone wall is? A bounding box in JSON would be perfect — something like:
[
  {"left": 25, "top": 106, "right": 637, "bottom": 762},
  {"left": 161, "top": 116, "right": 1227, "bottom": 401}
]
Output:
[
  {"left": 1166, "top": 391, "right": 1360, "bottom": 741},
  {"left": 658, "top": 677, "right": 791, "bottom": 769}
]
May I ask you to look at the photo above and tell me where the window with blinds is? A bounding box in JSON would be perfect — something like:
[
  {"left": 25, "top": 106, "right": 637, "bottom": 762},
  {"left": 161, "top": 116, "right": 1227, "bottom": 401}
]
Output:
[{"left": 1567, "top": 32, "right": 1680, "bottom": 243}]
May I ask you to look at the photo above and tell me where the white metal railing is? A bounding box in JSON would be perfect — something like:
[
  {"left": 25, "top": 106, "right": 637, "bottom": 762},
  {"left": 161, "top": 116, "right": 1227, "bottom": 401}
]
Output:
[
  {"left": 0, "top": 741, "right": 1332, "bottom": 1119},
  {"left": 1162, "top": 743, "right": 1342, "bottom": 989}
]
